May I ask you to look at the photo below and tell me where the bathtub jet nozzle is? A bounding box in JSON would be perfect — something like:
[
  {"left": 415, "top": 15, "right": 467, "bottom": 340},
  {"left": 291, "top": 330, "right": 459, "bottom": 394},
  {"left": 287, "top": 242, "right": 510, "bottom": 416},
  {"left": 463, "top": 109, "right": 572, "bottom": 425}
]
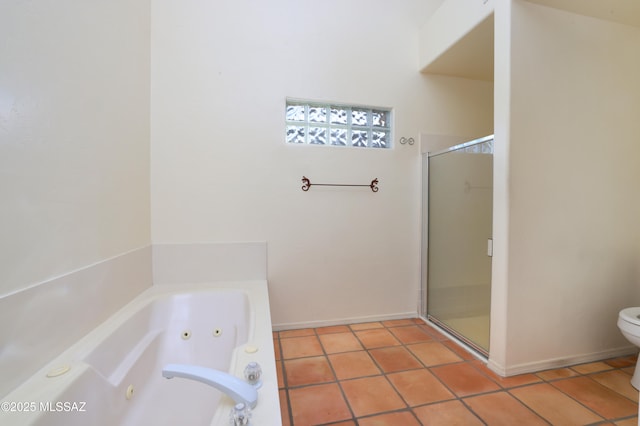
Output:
[{"left": 162, "top": 364, "right": 258, "bottom": 409}]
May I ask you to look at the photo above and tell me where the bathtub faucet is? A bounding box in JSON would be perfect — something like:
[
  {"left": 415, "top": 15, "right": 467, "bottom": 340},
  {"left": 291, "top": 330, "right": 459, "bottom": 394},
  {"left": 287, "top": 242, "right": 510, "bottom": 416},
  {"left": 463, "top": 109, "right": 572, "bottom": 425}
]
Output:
[{"left": 162, "top": 364, "right": 258, "bottom": 409}]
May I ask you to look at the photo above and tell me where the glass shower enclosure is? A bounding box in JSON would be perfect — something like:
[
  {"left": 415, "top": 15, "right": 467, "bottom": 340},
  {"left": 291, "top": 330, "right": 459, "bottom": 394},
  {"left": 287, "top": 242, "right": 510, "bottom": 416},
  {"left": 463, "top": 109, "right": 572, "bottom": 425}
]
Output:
[{"left": 424, "top": 135, "right": 493, "bottom": 355}]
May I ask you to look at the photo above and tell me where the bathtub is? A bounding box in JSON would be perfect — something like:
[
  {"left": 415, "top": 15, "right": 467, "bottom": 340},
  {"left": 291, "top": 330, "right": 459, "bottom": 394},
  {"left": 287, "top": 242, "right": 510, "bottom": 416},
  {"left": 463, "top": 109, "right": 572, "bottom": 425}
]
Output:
[{"left": 0, "top": 281, "right": 281, "bottom": 425}]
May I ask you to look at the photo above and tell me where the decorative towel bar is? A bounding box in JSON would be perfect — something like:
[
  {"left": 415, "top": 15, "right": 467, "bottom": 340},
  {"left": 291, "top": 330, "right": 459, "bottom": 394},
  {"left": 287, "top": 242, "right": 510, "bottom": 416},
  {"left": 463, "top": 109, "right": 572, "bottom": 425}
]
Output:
[{"left": 301, "top": 176, "right": 379, "bottom": 192}]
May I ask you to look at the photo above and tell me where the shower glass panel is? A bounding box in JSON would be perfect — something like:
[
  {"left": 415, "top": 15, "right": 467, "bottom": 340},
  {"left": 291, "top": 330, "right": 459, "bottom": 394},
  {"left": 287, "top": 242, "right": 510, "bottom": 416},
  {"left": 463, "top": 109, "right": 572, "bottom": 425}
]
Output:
[{"left": 426, "top": 136, "right": 493, "bottom": 355}]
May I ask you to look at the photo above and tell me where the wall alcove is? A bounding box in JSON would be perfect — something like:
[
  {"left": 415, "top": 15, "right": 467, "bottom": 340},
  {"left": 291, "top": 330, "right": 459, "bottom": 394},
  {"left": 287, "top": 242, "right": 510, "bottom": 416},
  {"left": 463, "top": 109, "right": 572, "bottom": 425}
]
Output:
[{"left": 419, "top": 0, "right": 640, "bottom": 377}]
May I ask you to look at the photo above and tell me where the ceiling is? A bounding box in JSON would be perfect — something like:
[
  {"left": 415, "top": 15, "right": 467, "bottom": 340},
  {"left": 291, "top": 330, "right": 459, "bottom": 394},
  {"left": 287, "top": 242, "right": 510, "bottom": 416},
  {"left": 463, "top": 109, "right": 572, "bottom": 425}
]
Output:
[
  {"left": 421, "top": 0, "right": 639, "bottom": 82},
  {"left": 526, "top": 0, "right": 640, "bottom": 28},
  {"left": 422, "top": 14, "right": 494, "bottom": 82}
]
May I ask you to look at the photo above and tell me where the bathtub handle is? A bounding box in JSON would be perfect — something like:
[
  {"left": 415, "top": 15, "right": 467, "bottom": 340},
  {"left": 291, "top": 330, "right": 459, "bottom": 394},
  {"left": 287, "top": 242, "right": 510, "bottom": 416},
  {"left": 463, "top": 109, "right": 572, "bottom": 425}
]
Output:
[{"left": 162, "top": 364, "right": 258, "bottom": 409}]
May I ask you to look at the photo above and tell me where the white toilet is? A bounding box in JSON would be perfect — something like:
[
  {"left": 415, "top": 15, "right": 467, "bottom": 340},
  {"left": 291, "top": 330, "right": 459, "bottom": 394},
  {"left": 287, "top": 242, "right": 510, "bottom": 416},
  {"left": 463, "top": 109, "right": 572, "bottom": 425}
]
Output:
[{"left": 617, "top": 307, "right": 640, "bottom": 390}]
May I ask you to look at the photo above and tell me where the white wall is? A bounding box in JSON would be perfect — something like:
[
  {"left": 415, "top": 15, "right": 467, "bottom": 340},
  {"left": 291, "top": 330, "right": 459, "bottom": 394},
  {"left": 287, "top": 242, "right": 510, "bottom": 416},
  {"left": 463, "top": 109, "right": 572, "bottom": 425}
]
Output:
[
  {"left": 0, "top": 0, "right": 151, "bottom": 296},
  {"left": 151, "top": 0, "right": 450, "bottom": 327},
  {"left": 419, "top": 0, "right": 494, "bottom": 72},
  {"left": 489, "top": 0, "right": 513, "bottom": 374},
  {"left": 421, "top": 75, "right": 494, "bottom": 144},
  {"left": 491, "top": 0, "right": 640, "bottom": 374},
  {"left": 0, "top": 0, "right": 151, "bottom": 396}
]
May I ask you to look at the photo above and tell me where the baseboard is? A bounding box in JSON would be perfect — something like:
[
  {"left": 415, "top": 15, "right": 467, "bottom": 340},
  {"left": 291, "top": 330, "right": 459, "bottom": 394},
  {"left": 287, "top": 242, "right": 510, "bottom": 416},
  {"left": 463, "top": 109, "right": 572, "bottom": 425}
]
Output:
[
  {"left": 487, "top": 345, "right": 638, "bottom": 377},
  {"left": 272, "top": 311, "right": 417, "bottom": 331}
]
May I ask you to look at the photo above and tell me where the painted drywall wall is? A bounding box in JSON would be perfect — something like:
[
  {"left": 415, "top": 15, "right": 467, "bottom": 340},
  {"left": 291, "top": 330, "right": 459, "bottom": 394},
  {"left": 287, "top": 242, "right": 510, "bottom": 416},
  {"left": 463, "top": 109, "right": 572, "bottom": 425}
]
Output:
[
  {"left": 0, "top": 0, "right": 151, "bottom": 396},
  {"left": 151, "top": 0, "right": 489, "bottom": 327},
  {"left": 422, "top": 14, "right": 495, "bottom": 82},
  {"left": 488, "top": 0, "right": 512, "bottom": 375},
  {"left": 419, "top": 0, "right": 494, "bottom": 73},
  {"left": 422, "top": 75, "right": 494, "bottom": 143},
  {"left": 492, "top": 0, "right": 640, "bottom": 374},
  {"left": 0, "top": 248, "right": 152, "bottom": 399},
  {"left": 0, "top": 0, "right": 151, "bottom": 296}
]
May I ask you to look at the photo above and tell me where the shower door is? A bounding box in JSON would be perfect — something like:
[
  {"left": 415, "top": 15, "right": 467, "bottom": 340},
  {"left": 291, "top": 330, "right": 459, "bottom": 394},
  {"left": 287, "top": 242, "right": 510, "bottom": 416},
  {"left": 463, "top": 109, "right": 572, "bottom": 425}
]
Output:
[{"left": 425, "top": 135, "right": 493, "bottom": 355}]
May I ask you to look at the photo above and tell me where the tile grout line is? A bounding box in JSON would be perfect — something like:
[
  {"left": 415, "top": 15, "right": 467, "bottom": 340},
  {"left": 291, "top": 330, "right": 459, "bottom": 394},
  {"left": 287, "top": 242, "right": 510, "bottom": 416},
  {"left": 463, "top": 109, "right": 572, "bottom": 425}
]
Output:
[
  {"left": 378, "top": 322, "right": 468, "bottom": 426},
  {"left": 431, "top": 328, "right": 638, "bottom": 423},
  {"left": 313, "top": 326, "right": 359, "bottom": 424},
  {"left": 546, "top": 373, "right": 635, "bottom": 422},
  {"left": 344, "top": 322, "right": 424, "bottom": 424},
  {"left": 338, "top": 323, "right": 426, "bottom": 423},
  {"left": 336, "top": 323, "right": 494, "bottom": 423},
  {"left": 361, "top": 322, "right": 477, "bottom": 424},
  {"left": 388, "top": 322, "right": 490, "bottom": 426},
  {"left": 537, "top": 364, "right": 638, "bottom": 421},
  {"left": 275, "top": 333, "right": 296, "bottom": 426},
  {"left": 505, "top": 373, "right": 601, "bottom": 423},
  {"left": 466, "top": 361, "right": 618, "bottom": 424},
  {"left": 276, "top": 323, "right": 638, "bottom": 425}
]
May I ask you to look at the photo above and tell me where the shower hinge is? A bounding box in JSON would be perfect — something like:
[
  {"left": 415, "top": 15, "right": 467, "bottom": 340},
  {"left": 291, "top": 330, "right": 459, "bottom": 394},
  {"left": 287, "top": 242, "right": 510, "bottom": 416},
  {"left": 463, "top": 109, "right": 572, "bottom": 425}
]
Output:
[{"left": 487, "top": 238, "right": 493, "bottom": 257}]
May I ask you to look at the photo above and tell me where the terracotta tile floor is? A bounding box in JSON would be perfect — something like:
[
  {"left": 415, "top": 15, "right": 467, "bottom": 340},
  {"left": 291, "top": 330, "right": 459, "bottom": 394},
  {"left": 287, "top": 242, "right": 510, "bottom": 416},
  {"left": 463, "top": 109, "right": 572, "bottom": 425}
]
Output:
[{"left": 274, "top": 319, "right": 639, "bottom": 426}]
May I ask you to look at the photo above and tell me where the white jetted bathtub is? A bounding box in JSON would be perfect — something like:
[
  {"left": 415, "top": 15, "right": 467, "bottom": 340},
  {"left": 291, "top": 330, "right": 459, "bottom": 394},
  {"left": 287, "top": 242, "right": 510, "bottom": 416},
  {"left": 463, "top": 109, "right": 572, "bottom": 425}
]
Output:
[{"left": 0, "top": 281, "right": 281, "bottom": 425}]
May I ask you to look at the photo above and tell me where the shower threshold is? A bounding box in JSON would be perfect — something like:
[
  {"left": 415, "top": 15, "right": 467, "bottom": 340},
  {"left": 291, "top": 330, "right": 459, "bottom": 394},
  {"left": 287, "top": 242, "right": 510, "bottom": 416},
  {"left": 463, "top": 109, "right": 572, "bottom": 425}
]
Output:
[{"left": 426, "top": 315, "right": 489, "bottom": 359}]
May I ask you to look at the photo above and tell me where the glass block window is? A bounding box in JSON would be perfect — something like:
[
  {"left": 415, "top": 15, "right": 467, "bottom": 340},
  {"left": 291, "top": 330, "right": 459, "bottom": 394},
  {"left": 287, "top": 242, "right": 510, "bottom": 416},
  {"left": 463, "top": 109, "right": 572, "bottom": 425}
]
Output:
[{"left": 286, "top": 100, "right": 392, "bottom": 148}]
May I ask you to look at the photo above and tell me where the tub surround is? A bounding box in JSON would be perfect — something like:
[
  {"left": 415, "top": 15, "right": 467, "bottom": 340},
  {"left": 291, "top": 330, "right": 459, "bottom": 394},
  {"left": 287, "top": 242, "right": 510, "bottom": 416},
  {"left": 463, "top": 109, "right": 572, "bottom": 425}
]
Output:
[
  {"left": 0, "top": 281, "right": 280, "bottom": 426},
  {"left": 152, "top": 242, "right": 267, "bottom": 284},
  {"left": 272, "top": 312, "right": 421, "bottom": 333},
  {"left": 0, "top": 242, "right": 267, "bottom": 400},
  {"left": 0, "top": 247, "right": 152, "bottom": 399}
]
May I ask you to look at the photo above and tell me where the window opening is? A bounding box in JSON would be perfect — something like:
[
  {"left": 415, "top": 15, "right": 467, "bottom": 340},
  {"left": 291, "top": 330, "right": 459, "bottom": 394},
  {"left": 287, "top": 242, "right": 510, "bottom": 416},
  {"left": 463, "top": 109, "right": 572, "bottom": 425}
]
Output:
[{"left": 286, "top": 100, "right": 392, "bottom": 148}]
